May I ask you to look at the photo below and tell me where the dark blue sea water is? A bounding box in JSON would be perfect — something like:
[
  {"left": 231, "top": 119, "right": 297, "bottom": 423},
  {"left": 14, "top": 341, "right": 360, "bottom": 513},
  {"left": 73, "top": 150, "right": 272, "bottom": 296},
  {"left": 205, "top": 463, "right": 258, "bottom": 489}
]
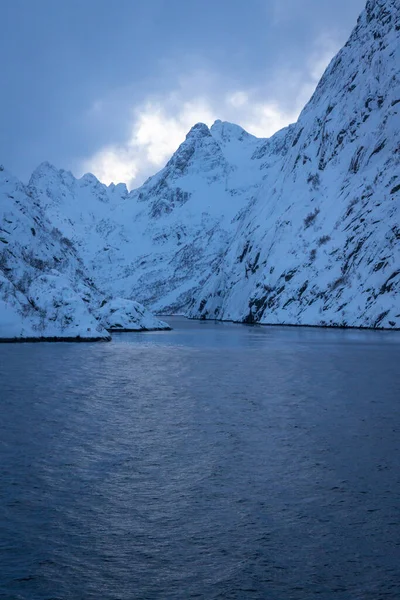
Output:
[{"left": 1, "top": 317, "right": 400, "bottom": 600}]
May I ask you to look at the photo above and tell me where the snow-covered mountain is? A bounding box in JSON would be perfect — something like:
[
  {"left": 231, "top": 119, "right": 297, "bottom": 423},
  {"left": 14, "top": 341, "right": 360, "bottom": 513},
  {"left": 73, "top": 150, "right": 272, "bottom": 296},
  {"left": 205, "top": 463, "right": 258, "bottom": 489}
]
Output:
[
  {"left": 189, "top": 0, "right": 400, "bottom": 329},
  {"left": 0, "top": 168, "right": 169, "bottom": 340},
  {"left": 3, "top": 0, "right": 399, "bottom": 332},
  {"left": 26, "top": 120, "right": 273, "bottom": 313},
  {"left": 26, "top": 117, "right": 295, "bottom": 316}
]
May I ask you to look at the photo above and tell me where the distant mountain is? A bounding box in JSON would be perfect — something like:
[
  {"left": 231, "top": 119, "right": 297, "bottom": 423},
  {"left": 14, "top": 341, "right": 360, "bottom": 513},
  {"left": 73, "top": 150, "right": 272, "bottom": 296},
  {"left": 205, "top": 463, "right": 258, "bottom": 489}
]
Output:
[
  {"left": 2, "top": 0, "right": 399, "bottom": 334},
  {"left": 0, "top": 168, "right": 169, "bottom": 341},
  {"left": 25, "top": 120, "right": 291, "bottom": 314}
]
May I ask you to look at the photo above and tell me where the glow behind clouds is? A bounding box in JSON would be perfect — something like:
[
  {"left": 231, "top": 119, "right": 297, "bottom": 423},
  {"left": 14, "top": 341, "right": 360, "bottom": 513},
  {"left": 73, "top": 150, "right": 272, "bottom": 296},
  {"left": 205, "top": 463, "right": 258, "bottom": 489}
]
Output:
[
  {"left": 84, "top": 35, "right": 340, "bottom": 189},
  {"left": 0, "top": 0, "right": 366, "bottom": 187}
]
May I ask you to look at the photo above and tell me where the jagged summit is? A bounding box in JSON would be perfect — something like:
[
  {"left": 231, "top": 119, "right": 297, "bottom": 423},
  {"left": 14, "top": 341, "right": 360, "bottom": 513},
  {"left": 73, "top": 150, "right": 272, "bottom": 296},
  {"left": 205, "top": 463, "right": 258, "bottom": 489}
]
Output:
[
  {"left": 185, "top": 122, "right": 211, "bottom": 140},
  {"left": 164, "top": 121, "right": 224, "bottom": 176},
  {"left": 108, "top": 181, "right": 129, "bottom": 197},
  {"left": 80, "top": 172, "right": 102, "bottom": 186},
  {"left": 29, "top": 161, "right": 60, "bottom": 181},
  {"left": 210, "top": 120, "right": 255, "bottom": 143}
]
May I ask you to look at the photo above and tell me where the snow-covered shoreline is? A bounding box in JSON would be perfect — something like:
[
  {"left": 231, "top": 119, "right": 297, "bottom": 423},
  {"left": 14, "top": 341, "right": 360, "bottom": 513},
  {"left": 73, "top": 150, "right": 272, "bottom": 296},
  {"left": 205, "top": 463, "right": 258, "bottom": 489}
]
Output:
[
  {"left": 186, "top": 315, "right": 400, "bottom": 332},
  {"left": 0, "top": 335, "right": 111, "bottom": 343}
]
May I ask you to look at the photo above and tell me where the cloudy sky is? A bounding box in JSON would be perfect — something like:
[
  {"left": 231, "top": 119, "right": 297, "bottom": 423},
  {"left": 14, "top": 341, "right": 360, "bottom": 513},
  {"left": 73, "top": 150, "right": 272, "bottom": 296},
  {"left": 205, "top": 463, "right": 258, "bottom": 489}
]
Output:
[{"left": 1, "top": 0, "right": 365, "bottom": 189}]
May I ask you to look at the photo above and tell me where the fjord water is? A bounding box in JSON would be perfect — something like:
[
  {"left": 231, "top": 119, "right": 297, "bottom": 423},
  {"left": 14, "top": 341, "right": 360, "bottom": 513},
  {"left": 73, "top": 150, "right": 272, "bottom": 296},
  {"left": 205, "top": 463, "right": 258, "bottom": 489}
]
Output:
[{"left": 1, "top": 317, "right": 399, "bottom": 600}]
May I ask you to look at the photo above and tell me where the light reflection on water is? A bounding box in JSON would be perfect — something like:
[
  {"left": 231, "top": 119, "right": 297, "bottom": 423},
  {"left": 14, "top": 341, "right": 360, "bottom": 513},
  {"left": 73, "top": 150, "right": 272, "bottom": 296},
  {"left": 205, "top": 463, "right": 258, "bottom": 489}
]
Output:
[{"left": 0, "top": 317, "right": 399, "bottom": 599}]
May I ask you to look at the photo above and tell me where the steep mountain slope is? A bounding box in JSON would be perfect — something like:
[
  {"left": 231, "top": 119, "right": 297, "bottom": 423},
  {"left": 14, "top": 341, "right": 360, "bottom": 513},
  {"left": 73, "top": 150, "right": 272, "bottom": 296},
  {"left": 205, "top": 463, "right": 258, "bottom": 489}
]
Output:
[
  {"left": 21, "top": 0, "right": 399, "bottom": 329},
  {"left": 27, "top": 121, "right": 281, "bottom": 312},
  {"left": 0, "top": 168, "right": 169, "bottom": 340},
  {"left": 188, "top": 0, "right": 400, "bottom": 328}
]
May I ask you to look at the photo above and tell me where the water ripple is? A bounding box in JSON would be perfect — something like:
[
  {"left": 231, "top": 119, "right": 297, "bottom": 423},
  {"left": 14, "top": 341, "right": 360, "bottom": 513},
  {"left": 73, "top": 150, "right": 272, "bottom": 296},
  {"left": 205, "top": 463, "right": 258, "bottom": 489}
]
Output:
[{"left": 0, "top": 317, "right": 399, "bottom": 599}]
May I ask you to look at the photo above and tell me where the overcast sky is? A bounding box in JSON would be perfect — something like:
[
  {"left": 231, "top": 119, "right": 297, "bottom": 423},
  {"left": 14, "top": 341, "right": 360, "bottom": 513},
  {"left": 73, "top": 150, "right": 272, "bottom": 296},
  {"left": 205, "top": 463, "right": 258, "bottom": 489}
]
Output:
[{"left": 1, "top": 0, "right": 365, "bottom": 188}]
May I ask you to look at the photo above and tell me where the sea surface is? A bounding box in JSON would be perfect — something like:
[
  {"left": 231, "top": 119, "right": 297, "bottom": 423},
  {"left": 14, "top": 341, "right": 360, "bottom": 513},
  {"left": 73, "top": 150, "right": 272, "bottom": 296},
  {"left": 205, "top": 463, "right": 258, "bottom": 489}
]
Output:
[{"left": 1, "top": 316, "right": 399, "bottom": 599}]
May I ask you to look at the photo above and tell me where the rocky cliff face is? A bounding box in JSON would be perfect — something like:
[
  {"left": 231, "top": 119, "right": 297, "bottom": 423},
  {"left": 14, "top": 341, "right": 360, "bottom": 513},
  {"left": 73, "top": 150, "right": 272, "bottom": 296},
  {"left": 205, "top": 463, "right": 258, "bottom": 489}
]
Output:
[{"left": 6, "top": 0, "right": 399, "bottom": 331}]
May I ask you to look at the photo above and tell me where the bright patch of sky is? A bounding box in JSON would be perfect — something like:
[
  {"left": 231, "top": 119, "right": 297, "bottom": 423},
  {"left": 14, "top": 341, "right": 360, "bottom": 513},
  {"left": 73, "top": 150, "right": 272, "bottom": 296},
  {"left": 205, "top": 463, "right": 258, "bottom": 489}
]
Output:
[{"left": 1, "top": 0, "right": 365, "bottom": 189}]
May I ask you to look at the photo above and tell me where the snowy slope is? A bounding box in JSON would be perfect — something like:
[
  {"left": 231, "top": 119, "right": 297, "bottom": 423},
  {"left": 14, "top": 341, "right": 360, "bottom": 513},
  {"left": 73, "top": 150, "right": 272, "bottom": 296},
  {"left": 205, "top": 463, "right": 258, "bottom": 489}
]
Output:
[
  {"left": 188, "top": 0, "right": 400, "bottom": 329},
  {"left": 95, "top": 297, "right": 171, "bottom": 332},
  {"left": 0, "top": 168, "right": 169, "bottom": 340},
  {"left": 19, "top": 0, "right": 400, "bottom": 330}
]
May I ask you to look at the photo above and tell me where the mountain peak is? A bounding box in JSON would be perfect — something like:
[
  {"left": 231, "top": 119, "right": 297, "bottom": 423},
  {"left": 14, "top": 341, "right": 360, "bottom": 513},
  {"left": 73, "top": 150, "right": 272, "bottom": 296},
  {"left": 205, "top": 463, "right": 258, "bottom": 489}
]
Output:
[
  {"left": 31, "top": 161, "right": 59, "bottom": 177},
  {"left": 210, "top": 120, "right": 255, "bottom": 142},
  {"left": 108, "top": 182, "right": 128, "bottom": 197},
  {"left": 185, "top": 122, "right": 211, "bottom": 140},
  {"left": 79, "top": 172, "right": 102, "bottom": 186}
]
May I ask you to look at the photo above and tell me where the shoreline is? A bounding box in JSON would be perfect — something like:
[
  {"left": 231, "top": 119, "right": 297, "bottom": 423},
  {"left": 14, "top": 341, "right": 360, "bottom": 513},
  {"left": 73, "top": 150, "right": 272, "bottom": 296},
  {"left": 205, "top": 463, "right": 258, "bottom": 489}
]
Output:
[{"left": 159, "top": 314, "right": 400, "bottom": 332}]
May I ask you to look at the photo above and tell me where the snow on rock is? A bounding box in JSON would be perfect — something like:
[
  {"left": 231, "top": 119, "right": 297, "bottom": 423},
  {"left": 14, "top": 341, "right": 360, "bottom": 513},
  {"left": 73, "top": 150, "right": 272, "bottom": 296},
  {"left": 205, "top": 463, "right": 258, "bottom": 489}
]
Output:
[
  {"left": 95, "top": 298, "right": 171, "bottom": 332},
  {"left": 0, "top": 272, "right": 110, "bottom": 341},
  {"left": 0, "top": 167, "right": 111, "bottom": 340},
  {"left": 0, "top": 275, "right": 38, "bottom": 339}
]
